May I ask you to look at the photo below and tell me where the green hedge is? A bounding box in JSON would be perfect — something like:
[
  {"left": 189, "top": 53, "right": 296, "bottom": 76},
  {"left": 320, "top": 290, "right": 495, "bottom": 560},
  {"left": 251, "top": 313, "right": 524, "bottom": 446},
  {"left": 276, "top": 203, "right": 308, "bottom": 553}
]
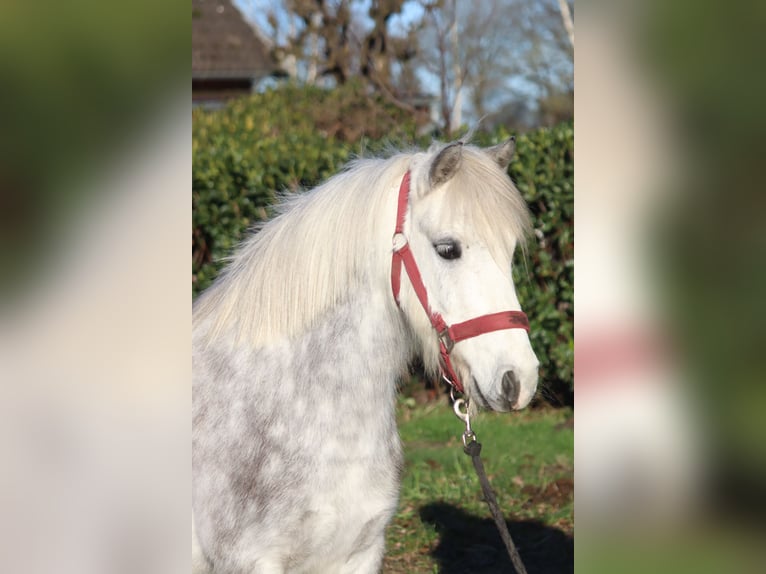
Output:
[
  {"left": 192, "top": 85, "right": 573, "bottom": 395},
  {"left": 504, "top": 124, "right": 574, "bottom": 393},
  {"left": 192, "top": 83, "right": 420, "bottom": 291}
]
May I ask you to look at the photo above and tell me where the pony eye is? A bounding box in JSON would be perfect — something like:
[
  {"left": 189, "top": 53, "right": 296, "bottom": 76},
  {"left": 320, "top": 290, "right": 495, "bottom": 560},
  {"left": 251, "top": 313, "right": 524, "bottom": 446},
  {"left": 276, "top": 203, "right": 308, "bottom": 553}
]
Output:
[{"left": 434, "top": 240, "right": 462, "bottom": 260}]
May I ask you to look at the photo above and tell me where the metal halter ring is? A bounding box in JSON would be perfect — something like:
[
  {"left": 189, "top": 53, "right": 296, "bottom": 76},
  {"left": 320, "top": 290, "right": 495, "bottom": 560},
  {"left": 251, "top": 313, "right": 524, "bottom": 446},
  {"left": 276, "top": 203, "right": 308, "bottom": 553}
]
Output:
[{"left": 439, "top": 328, "right": 455, "bottom": 353}]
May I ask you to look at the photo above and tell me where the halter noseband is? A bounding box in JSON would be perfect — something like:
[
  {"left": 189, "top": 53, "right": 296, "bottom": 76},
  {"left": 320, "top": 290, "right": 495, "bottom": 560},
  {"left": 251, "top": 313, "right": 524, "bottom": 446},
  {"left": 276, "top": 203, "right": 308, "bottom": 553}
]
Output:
[{"left": 390, "top": 171, "right": 530, "bottom": 394}]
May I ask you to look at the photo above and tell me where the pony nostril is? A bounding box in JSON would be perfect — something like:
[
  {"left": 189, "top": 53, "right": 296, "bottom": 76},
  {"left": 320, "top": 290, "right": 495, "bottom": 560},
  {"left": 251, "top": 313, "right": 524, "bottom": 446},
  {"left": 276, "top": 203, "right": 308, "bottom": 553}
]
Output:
[{"left": 502, "top": 370, "right": 520, "bottom": 407}]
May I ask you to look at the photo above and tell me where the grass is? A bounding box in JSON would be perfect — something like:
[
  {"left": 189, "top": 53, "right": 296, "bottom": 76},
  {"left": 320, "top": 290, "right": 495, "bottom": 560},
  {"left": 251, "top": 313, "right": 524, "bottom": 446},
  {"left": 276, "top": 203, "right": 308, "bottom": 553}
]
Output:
[{"left": 383, "top": 400, "right": 574, "bottom": 573}]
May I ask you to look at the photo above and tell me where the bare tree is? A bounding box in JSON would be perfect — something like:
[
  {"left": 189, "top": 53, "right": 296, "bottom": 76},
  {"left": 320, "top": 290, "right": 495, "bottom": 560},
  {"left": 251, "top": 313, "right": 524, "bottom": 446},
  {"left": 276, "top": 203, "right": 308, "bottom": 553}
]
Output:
[
  {"left": 351, "top": 1, "right": 423, "bottom": 113},
  {"left": 557, "top": 0, "right": 574, "bottom": 49},
  {"left": 246, "top": 0, "right": 420, "bottom": 94},
  {"left": 417, "top": 0, "right": 534, "bottom": 134},
  {"left": 514, "top": 0, "right": 573, "bottom": 127},
  {"left": 240, "top": 0, "right": 573, "bottom": 130},
  {"left": 448, "top": 3, "right": 462, "bottom": 130}
]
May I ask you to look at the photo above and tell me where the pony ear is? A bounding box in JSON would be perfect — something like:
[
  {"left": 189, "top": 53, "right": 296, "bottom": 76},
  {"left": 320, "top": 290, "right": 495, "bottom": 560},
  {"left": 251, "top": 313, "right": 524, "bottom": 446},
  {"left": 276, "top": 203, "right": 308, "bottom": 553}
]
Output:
[
  {"left": 485, "top": 136, "right": 516, "bottom": 170},
  {"left": 428, "top": 142, "right": 463, "bottom": 189}
]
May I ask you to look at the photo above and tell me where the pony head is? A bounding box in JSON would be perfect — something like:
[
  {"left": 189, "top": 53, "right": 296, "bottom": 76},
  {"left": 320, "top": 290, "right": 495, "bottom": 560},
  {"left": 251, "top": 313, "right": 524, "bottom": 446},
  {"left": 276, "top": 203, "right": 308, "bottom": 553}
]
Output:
[{"left": 397, "top": 139, "right": 539, "bottom": 411}]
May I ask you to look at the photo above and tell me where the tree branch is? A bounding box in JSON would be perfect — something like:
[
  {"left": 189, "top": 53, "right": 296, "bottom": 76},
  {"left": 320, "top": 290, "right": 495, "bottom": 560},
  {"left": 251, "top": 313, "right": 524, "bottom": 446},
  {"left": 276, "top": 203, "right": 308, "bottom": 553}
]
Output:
[{"left": 557, "top": 0, "right": 574, "bottom": 49}]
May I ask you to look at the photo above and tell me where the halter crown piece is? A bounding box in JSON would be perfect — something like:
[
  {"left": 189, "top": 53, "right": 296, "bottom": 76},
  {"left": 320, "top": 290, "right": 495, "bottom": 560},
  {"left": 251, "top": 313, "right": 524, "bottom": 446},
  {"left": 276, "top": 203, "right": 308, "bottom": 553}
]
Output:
[{"left": 390, "top": 171, "right": 530, "bottom": 395}]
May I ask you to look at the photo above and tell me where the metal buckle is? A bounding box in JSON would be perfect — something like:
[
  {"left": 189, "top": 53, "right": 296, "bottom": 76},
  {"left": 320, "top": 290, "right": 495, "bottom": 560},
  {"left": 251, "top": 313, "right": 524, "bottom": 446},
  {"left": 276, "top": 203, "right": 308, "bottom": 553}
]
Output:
[{"left": 439, "top": 328, "right": 455, "bottom": 353}]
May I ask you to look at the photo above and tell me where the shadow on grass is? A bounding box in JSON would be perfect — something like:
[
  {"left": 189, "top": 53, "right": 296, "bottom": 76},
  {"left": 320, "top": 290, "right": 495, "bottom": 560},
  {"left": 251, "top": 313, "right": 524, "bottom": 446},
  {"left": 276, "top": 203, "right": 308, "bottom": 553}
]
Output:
[{"left": 420, "top": 502, "right": 573, "bottom": 574}]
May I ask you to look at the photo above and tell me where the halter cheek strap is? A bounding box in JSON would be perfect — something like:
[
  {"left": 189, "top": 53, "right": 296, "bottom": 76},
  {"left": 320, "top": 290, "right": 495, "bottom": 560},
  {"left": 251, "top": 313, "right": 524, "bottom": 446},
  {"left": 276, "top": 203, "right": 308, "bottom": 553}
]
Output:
[{"left": 390, "top": 171, "right": 530, "bottom": 394}]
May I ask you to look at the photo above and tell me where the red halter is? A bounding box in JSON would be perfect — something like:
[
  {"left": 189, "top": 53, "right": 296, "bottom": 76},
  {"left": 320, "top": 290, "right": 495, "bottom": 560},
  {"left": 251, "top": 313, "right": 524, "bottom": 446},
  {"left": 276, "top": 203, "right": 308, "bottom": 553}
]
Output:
[{"left": 390, "top": 171, "right": 530, "bottom": 394}]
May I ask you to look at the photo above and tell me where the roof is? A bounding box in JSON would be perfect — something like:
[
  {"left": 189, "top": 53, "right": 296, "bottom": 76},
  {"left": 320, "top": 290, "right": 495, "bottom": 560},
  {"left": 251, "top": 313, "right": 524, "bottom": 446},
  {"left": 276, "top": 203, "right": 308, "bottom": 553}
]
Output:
[{"left": 192, "top": 0, "right": 275, "bottom": 79}]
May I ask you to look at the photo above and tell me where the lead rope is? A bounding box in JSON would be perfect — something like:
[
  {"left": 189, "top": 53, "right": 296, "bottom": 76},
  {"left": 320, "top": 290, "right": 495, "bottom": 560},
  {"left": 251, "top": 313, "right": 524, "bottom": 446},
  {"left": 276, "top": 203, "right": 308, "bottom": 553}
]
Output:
[{"left": 452, "top": 395, "right": 529, "bottom": 574}]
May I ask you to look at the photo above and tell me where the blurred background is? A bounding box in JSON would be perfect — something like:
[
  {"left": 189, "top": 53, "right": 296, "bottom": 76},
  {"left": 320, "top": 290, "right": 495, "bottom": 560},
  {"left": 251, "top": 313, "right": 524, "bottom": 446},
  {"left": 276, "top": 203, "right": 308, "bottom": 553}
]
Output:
[
  {"left": 0, "top": 2, "right": 189, "bottom": 574},
  {"left": 576, "top": 0, "right": 766, "bottom": 572}
]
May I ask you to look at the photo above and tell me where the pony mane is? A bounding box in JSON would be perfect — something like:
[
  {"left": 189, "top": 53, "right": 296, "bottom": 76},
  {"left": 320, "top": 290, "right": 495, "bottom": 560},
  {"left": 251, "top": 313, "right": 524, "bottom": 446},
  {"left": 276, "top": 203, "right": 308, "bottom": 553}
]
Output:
[
  {"left": 193, "top": 153, "right": 412, "bottom": 347},
  {"left": 193, "top": 144, "right": 532, "bottom": 348}
]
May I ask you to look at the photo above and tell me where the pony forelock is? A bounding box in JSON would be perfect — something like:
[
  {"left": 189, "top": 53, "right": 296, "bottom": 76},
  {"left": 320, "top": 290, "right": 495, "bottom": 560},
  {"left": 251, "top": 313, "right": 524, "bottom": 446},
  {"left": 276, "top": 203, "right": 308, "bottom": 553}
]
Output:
[{"left": 442, "top": 146, "right": 532, "bottom": 265}]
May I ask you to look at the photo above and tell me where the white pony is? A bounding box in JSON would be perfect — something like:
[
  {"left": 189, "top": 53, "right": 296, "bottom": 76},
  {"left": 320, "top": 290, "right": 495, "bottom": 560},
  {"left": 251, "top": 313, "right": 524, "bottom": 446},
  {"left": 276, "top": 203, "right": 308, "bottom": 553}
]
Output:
[{"left": 192, "top": 139, "right": 539, "bottom": 573}]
